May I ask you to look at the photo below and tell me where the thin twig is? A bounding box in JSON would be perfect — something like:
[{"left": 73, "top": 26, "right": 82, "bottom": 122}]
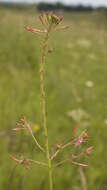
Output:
[
  {"left": 53, "top": 159, "right": 68, "bottom": 168},
  {"left": 50, "top": 140, "right": 74, "bottom": 160},
  {"left": 31, "top": 132, "right": 45, "bottom": 153},
  {"left": 29, "top": 159, "right": 48, "bottom": 167},
  {"left": 79, "top": 168, "right": 88, "bottom": 190},
  {"left": 50, "top": 149, "right": 60, "bottom": 160}
]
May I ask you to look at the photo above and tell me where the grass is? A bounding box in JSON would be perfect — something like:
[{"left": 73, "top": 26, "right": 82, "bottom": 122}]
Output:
[{"left": 0, "top": 7, "right": 107, "bottom": 190}]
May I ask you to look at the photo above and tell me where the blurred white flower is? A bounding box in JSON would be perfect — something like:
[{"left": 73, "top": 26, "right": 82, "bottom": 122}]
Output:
[
  {"left": 85, "top": 81, "right": 94, "bottom": 87},
  {"left": 67, "top": 108, "right": 89, "bottom": 122},
  {"left": 88, "top": 54, "right": 97, "bottom": 60},
  {"left": 77, "top": 39, "right": 91, "bottom": 47},
  {"left": 104, "top": 119, "right": 107, "bottom": 125}
]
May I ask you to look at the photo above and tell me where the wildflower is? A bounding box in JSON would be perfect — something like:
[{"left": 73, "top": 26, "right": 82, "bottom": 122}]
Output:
[
  {"left": 104, "top": 119, "right": 107, "bottom": 124},
  {"left": 77, "top": 39, "right": 91, "bottom": 47},
  {"left": 33, "top": 124, "right": 40, "bottom": 132},
  {"left": 85, "top": 81, "right": 94, "bottom": 87},
  {"left": 12, "top": 117, "right": 26, "bottom": 131},
  {"left": 51, "top": 14, "right": 63, "bottom": 25},
  {"left": 10, "top": 156, "right": 31, "bottom": 170},
  {"left": 25, "top": 12, "right": 69, "bottom": 36},
  {"left": 12, "top": 117, "right": 33, "bottom": 135},
  {"left": 75, "top": 131, "right": 89, "bottom": 147},
  {"left": 75, "top": 137, "right": 85, "bottom": 147},
  {"left": 67, "top": 108, "right": 89, "bottom": 122}
]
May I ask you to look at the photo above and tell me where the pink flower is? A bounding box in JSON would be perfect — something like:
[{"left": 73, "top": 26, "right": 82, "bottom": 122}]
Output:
[
  {"left": 75, "top": 137, "right": 85, "bottom": 147},
  {"left": 75, "top": 131, "right": 89, "bottom": 147},
  {"left": 51, "top": 14, "right": 63, "bottom": 24}
]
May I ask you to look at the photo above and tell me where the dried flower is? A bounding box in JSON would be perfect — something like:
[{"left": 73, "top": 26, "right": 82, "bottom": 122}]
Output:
[
  {"left": 10, "top": 155, "right": 31, "bottom": 170},
  {"left": 12, "top": 117, "right": 33, "bottom": 135}
]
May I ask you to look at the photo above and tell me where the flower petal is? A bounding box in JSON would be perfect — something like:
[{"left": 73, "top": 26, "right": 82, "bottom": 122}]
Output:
[
  {"left": 86, "top": 146, "right": 94, "bottom": 155},
  {"left": 10, "top": 156, "right": 21, "bottom": 163},
  {"left": 24, "top": 26, "right": 46, "bottom": 34}
]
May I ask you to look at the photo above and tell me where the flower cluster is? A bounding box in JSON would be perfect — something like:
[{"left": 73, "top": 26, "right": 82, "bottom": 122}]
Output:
[
  {"left": 50, "top": 125, "right": 94, "bottom": 167},
  {"left": 70, "top": 128, "right": 94, "bottom": 167},
  {"left": 12, "top": 117, "right": 33, "bottom": 135},
  {"left": 12, "top": 117, "right": 45, "bottom": 152},
  {"left": 39, "top": 11, "right": 63, "bottom": 26},
  {"left": 10, "top": 155, "right": 31, "bottom": 170},
  {"left": 24, "top": 11, "right": 69, "bottom": 35}
]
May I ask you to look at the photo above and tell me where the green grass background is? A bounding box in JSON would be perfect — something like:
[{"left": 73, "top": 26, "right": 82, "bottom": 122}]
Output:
[{"left": 0, "top": 7, "right": 107, "bottom": 190}]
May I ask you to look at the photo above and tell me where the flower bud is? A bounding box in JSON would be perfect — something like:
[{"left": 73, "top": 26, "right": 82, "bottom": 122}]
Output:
[{"left": 24, "top": 26, "right": 46, "bottom": 34}]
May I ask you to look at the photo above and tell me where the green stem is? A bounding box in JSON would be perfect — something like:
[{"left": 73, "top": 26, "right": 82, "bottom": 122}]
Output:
[
  {"left": 29, "top": 159, "right": 48, "bottom": 167},
  {"left": 53, "top": 159, "right": 68, "bottom": 168},
  {"left": 31, "top": 132, "right": 45, "bottom": 152},
  {"left": 50, "top": 141, "right": 74, "bottom": 160},
  {"left": 40, "top": 25, "right": 53, "bottom": 190}
]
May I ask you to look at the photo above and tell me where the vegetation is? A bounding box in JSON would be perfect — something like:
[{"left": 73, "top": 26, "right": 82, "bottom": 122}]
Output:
[
  {"left": 0, "top": 7, "right": 107, "bottom": 190},
  {"left": 37, "top": 2, "right": 94, "bottom": 12}
]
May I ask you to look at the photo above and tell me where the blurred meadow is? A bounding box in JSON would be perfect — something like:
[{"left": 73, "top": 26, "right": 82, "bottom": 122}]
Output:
[{"left": 0, "top": 6, "right": 107, "bottom": 190}]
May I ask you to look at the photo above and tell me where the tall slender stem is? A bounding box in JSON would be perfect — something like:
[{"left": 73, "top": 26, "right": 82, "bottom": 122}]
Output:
[{"left": 40, "top": 25, "right": 53, "bottom": 190}]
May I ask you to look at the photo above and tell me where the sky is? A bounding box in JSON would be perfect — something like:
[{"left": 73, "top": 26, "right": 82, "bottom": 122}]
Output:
[{"left": 1, "top": 0, "right": 107, "bottom": 7}]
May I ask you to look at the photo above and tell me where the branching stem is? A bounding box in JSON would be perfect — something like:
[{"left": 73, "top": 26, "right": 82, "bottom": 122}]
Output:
[{"left": 50, "top": 140, "right": 75, "bottom": 160}]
